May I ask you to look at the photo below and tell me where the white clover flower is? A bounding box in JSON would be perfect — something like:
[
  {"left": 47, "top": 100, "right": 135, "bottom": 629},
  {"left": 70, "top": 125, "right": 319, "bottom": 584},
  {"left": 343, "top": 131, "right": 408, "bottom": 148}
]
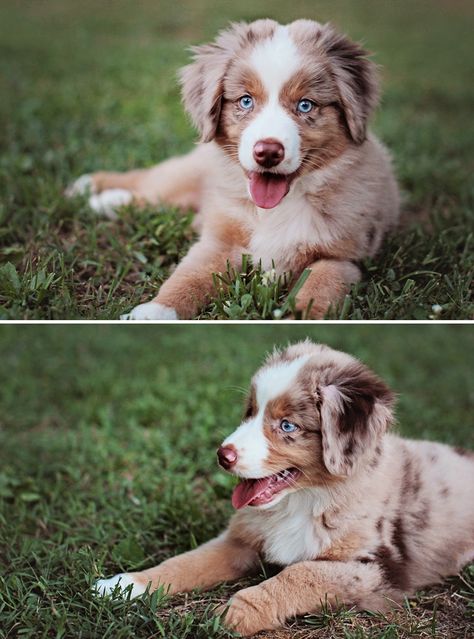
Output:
[
  {"left": 261, "top": 268, "right": 277, "bottom": 286},
  {"left": 429, "top": 303, "right": 443, "bottom": 320}
]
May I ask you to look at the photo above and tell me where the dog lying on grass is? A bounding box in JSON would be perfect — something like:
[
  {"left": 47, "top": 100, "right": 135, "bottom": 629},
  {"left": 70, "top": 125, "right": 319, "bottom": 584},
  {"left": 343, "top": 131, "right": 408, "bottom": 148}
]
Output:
[
  {"left": 95, "top": 340, "right": 474, "bottom": 636},
  {"left": 67, "top": 19, "right": 399, "bottom": 320}
]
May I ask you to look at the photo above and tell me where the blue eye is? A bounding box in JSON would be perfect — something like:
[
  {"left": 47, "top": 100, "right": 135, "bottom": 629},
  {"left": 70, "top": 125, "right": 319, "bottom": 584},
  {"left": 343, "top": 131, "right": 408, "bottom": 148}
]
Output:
[
  {"left": 280, "top": 419, "right": 298, "bottom": 433},
  {"left": 297, "top": 99, "right": 314, "bottom": 114},
  {"left": 239, "top": 95, "right": 254, "bottom": 110}
]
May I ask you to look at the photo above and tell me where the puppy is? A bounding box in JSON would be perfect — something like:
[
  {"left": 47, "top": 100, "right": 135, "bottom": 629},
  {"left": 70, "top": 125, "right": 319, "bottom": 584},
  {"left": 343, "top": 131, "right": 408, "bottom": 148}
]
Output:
[
  {"left": 67, "top": 19, "right": 400, "bottom": 320},
  {"left": 95, "top": 341, "right": 474, "bottom": 636}
]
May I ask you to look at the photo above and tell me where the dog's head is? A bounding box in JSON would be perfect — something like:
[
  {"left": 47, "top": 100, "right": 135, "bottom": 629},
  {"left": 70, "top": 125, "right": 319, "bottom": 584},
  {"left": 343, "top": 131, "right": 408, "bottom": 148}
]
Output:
[
  {"left": 179, "top": 19, "right": 378, "bottom": 209},
  {"left": 217, "top": 341, "right": 394, "bottom": 510}
]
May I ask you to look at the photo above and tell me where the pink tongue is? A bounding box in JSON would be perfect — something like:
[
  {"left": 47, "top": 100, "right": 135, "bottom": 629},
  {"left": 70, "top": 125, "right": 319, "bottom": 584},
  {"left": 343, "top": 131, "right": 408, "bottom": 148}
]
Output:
[
  {"left": 249, "top": 172, "right": 290, "bottom": 209},
  {"left": 232, "top": 476, "right": 273, "bottom": 510}
]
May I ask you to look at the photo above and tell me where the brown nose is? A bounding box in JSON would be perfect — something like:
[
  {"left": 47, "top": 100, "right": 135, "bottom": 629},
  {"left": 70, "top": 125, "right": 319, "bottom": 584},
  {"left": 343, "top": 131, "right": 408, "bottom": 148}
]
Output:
[
  {"left": 253, "top": 139, "right": 285, "bottom": 168},
  {"left": 217, "top": 445, "right": 237, "bottom": 470}
]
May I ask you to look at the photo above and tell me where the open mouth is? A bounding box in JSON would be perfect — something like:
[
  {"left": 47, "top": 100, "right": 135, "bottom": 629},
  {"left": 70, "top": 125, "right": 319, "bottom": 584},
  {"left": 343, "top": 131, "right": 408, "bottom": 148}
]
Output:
[
  {"left": 248, "top": 171, "right": 296, "bottom": 209},
  {"left": 231, "top": 468, "right": 301, "bottom": 509}
]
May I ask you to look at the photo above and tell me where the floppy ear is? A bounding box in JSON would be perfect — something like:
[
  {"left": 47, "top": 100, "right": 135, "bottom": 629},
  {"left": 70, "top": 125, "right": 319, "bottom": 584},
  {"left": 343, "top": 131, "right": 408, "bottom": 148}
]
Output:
[
  {"left": 320, "top": 362, "right": 394, "bottom": 476},
  {"left": 179, "top": 41, "right": 231, "bottom": 143},
  {"left": 318, "top": 25, "right": 379, "bottom": 144}
]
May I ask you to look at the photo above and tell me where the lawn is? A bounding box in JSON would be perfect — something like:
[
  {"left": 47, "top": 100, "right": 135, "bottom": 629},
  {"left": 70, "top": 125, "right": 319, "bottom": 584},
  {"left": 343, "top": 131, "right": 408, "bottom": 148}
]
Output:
[
  {"left": 0, "top": 0, "right": 473, "bottom": 319},
  {"left": 0, "top": 325, "right": 473, "bottom": 638}
]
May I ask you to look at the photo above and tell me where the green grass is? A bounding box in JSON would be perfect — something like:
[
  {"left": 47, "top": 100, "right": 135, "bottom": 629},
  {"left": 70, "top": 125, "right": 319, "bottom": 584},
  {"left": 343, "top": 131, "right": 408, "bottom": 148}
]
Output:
[
  {"left": 0, "top": 0, "right": 473, "bottom": 319},
  {"left": 0, "top": 325, "right": 473, "bottom": 638}
]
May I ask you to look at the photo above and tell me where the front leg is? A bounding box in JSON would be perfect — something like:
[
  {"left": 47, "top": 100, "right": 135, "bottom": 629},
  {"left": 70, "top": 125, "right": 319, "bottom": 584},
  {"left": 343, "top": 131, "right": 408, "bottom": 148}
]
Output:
[
  {"left": 96, "top": 533, "right": 258, "bottom": 599},
  {"left": 66, "top": 144, "right": 210, "bottom": 217},
  {"left": 294, "top": 259, "right": 361, "bottom": 319},
  {"left": 122, "top": 238, "right": 234, "bottom": 320},
  {"left": 222, "top": 560, "right": 402, "bottom": 636}
]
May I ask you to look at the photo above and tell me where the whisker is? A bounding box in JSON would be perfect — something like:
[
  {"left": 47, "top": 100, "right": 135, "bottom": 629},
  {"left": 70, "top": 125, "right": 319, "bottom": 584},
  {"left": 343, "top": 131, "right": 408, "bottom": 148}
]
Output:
[{"left": 223, "top": 385, "right": 249, "bottom": 396}]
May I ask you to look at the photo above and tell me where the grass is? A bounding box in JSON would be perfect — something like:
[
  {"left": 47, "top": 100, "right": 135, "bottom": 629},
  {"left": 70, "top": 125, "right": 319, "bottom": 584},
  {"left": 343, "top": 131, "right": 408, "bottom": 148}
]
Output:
[
  {"left": 0, "top": 0, "right": 473, "bottom": 319},
  {"left": 0, "top": 325, "right": 473, "bottom": 638}
]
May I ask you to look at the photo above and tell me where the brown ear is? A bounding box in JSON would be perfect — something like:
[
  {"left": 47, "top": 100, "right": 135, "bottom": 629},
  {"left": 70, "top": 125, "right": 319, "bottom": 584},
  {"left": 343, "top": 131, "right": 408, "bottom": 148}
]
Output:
[
  {"left": 320, "top": 362, "right": 394, "bottom": 476},
  {"left": 178, "top": 42, "right": 229, "bottom": 143},
  {"left": 318, "top": 25, "right": 379, "bottom": 144}
]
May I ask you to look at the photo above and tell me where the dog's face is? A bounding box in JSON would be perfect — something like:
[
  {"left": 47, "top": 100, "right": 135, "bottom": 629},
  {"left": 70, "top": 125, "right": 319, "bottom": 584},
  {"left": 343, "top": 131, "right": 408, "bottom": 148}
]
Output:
[
  {"left": 217, "top": 341, "right": 394, "bottom": 510},
  {"left": 180, "top": 19, "right": 378, "bottom": 209}
]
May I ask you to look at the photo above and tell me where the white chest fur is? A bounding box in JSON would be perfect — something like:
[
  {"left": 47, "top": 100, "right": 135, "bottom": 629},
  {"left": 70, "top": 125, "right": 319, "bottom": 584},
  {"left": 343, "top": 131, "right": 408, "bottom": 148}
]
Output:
[
  {"left": 248, "top": 183, "right": 334, "bottom": 273},
  {"left": 244, "top": 488, "right": 332, "bottom": 566}
]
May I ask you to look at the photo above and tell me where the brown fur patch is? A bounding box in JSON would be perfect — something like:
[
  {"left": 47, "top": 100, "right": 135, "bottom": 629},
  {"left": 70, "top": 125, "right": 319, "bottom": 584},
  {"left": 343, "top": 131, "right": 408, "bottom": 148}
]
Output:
[
  {"left": 401, "top": 453, "right": 423, "bottom": 497},
  {"left": 297, "top": 108, "right": 350, "bottom": 176},
  {"left": 375, "top": 544, "right": 410, "bottom": 591},
  {"left": 318, "top": 532, "right": 362, "bottom": 562},
  {"left": 244, "top": 385, "right": 257, "bottom": 420},
  {"left": 279, "top": 66, "right": 336, "bottom": 108},
  {"left": 216, "top": 62, "right": 269, "bottom": 159},
  {"left": 224, "top": 64, "right": 268, "bottom": 104},
  {"left": 278, "top": 63, "right": 351, "bottom": 174},
  {"left": 369, "top": 444, "right": 383, "bottom": 469},
  {"left": 258, "top": 387, "right": 335, "bottom": 487},
  {"left": 454, "top": 446, "right": 474, "bottom": 458},
  {"left": 294, "top": 259, "right": 361, "bottom": 319},
  {"left": 266, "top": 391, "right": 319, "bottom": 432},
  {"left": 211, "top": 216, "right": 251, "bottom": 248},
  {"left": 409, "top": 499, "right": 430, "bottom": 530},
  {"left": 391, "top": 517, "right": 409, "bottom": 562},
  {"left": 330, "top": 362, "right": 394, "bottom": 434}
]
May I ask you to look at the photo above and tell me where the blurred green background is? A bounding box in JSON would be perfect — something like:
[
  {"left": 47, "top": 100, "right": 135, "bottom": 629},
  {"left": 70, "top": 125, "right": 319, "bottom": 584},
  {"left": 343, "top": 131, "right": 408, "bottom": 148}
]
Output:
[
  {"left": 0, "top": 0, "right": 473, "bottom": 318},
  {"left": 1, "top": 325, "right": 473, "bottom": 441},
  {"left": 2, "top": 0, "right": 472, "bottom": 172},
  {"left": 0, "top": 325, "right": 473, "bottom": 636}
]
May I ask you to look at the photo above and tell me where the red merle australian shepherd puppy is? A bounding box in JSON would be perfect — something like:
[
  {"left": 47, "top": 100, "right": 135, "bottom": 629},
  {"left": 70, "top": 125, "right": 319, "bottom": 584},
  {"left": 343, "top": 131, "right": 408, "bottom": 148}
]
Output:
[
  {"left": 95, "top": 341, "right": 474, "bottom": 636},
  {"left": 67, "top": 19, "right": 400, "bottom": 319}
]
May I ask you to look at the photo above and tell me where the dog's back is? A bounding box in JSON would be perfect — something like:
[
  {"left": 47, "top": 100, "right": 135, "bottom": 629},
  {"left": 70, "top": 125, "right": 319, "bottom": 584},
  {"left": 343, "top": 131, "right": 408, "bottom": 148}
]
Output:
[
  {"left": 397, "top": 438, "right": 474, "bottom": 587},
  {"left": 329, "top": 433, "right": 474, "bottom": 592}
]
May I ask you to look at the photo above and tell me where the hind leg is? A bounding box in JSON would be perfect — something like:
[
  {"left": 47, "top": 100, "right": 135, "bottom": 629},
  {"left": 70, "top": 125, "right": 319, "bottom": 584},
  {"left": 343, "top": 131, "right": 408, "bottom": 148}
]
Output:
[{"left": 66, "top": 144, "right": 209, "bottom": 218}]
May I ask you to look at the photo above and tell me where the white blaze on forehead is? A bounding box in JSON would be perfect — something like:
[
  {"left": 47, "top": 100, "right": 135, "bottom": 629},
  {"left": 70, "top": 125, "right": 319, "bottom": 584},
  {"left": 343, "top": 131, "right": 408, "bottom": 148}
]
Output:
[
  {"left": 255, "top": 354, "right": 310, "bottom": 408},
  {"left": 223, "top": 355, "right": 310, "bottom": 478},
  {"left": 249, "top": 25, "right": 301, "bottom": 95},
  {"left": 239, "top": 25, "right": 302, "bottom": 175}
]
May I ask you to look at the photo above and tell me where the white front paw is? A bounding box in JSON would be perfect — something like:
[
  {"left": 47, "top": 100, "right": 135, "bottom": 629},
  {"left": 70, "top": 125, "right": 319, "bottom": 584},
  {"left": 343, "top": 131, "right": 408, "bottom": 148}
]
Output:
[
  {"left": 65, "top": 174, "right": 95, "bottom": 197},
  {"left": 120, "top": 302, "right": 179, "bottom": 321},
  {"left": 88, "top": 189, "right": 132, "bottom": 220},
  {"left": 94, "top": 573, "right": 147, "bottom": 599}
]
